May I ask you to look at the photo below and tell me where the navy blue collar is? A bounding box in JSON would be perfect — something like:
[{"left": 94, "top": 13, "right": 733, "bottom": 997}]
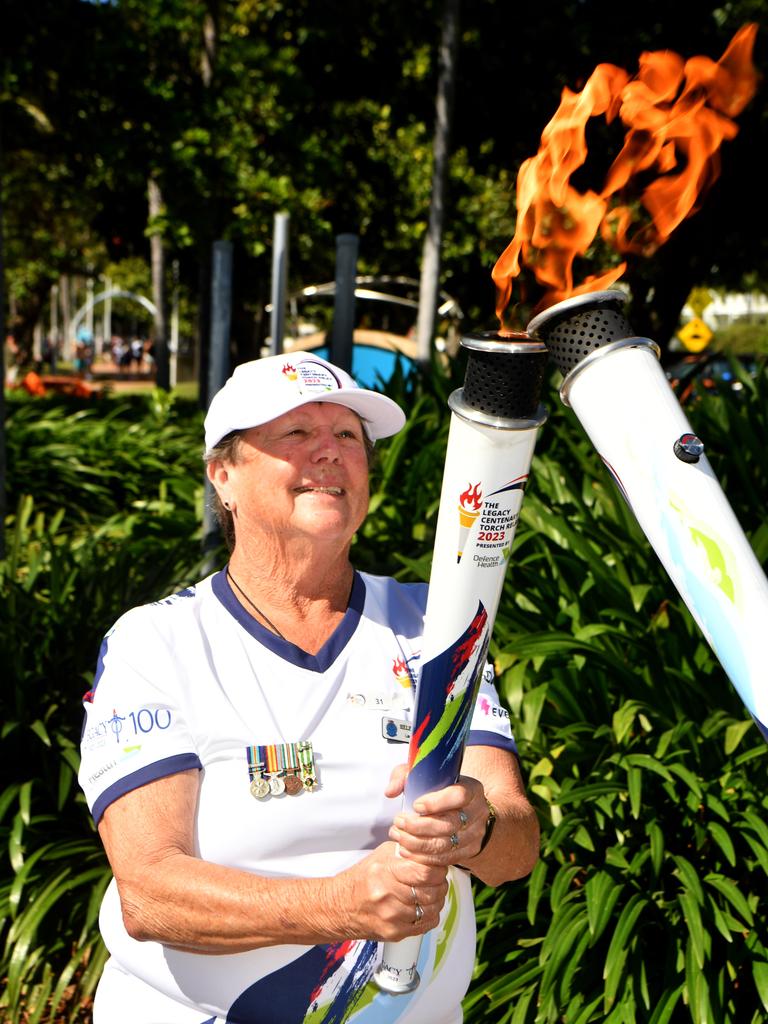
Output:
[{"left": 212, "top": 567, "right": 365, "bottom": 673}]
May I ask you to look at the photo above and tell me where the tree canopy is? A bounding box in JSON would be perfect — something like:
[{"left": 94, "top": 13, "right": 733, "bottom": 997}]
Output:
[{"left": 2, "top": 0, "right": 766, "bottom": 355}]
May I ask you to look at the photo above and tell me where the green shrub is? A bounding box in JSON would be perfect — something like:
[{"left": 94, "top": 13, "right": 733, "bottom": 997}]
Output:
[
  {"left": 1, "top": 391, "right": 213, "bottom": 1023},
  {"left": 2, "top": 361, "right": 767, "bottom": 1023}
]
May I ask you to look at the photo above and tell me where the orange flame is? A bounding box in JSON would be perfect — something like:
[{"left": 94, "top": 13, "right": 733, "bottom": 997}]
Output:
[
  {"left": 492, "top": 24, "right": 759, "bottom": 329},
  {"left": 459, "top": 483, "right": 483, "bottom": 511}
]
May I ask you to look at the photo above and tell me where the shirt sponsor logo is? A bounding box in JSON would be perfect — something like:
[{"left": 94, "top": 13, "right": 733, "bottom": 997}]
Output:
[
  {"left": 88, "top": 761, "right": 117, "bottom": 784},
  {"left": 83, "top": 706, "right": 173, "bottom": 748},
  {"left": 479, "top": 695, "right": 510, "bottom": 720}
]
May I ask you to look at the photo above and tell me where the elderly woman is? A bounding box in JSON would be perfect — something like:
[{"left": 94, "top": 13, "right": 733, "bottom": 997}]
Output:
[{"left": 78, "top": 353, "right": 539, "bottom": 1024}]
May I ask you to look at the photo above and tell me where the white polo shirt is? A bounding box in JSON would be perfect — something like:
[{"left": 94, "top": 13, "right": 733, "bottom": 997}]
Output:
[{"left": 79, "top": 570, "right": 517, "bottom": 1023}]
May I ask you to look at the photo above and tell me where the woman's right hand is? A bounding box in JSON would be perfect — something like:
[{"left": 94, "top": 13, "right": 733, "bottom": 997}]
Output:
[{"left": 328, "top": 842, "right": 449, "bottom": 942}]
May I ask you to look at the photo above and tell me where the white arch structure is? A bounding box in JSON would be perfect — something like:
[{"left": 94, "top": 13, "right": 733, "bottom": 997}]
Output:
[{"left": 70, "top": 288, "right": 158, "bottom": 342}]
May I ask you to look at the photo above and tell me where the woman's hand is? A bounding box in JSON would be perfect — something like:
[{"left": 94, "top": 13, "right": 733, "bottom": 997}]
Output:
[
  {"left": 386, "top": 772, "right": 489, "bottom": 868},
  {"left": 328, "top": 842, "right": 449, "bottom": 942},
  {"left": 385, "top": 747, "right": 540, "bottom": 887}
]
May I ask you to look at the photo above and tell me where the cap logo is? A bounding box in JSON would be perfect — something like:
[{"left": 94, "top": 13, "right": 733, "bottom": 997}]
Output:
[{"left": 283, "top": 357, "right": 343, "bottom": 394}]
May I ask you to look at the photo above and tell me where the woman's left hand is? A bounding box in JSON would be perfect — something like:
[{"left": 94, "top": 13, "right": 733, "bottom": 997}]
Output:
[{"left": 385, "top": 768, "right": 489, "bottom": 867}]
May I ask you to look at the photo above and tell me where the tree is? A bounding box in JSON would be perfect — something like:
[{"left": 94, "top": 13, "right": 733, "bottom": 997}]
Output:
[
  {"left": 416, "top": 0, "right": 460, "bottom": 363},
  {"left": 2, "top": 0, "right": 766, "bottom": 364}
]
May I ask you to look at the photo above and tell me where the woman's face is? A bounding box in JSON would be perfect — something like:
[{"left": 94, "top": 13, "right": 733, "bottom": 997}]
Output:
[{"left": 212, "top": 402, "right": 371, "bottom": 551}]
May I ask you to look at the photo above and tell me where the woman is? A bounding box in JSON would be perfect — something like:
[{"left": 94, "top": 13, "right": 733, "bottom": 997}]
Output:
[{"left": 78, "top": 352, "right": 539, "bottom": 1024}]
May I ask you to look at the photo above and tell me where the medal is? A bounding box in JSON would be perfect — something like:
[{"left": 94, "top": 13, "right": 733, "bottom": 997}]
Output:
[
  {"left": 264, "top": 744, "right": 286, "bottom": 795},
  {"left": 246, "top": 746, "right": 270, "bottom": 799},
  {"left": 282, "top": 743, "right": 303, "bottom": 795},
  {"left": 297, "top": 740, "right": 318, "bottom": 791},
  {"left": 283, "top": 774, "right": 303, "bottom": 795},
  {"left": 250, "top": 776, "right": 270, "bottom": 799},
  {"left": 246, "top": 740, "right": 318, "bottom": 798}
]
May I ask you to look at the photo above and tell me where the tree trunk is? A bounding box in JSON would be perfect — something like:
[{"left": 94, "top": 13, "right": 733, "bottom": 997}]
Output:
[
  {"left": 197, "top": 1, "right": 219, "bottom": 405},
  {"left": 60, "top": 274, "right": 71, "bottom": 363},
  {"left": 148, "top": 174, "right": 169, "bottom": 390},
  {"left": 0, "top": 117, "right": 7, "bottom": 558},
  {"left": 416, "top": 0, "right": 460, "bottom": 366}
]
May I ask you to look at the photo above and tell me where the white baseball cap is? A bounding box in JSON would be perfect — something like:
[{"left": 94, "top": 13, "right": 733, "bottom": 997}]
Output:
[{"left": 204, "top": 353, "right": 407, "bottom": 450}]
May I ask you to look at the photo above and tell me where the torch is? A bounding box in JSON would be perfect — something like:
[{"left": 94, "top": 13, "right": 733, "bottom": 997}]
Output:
[
  {"left": 373, "top": 331, "right": 548, "bottom": 994},
  {"left": 526, "top": 289, "right": 768, "bottom": 742}
]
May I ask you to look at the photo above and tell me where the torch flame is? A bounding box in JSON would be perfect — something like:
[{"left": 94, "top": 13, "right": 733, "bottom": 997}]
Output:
[
  {"left": 492, "top": 24, "right": 759, "bottom": 329},
  {"left": 459, "top": 483, "right": 483, "bottom": 511}
]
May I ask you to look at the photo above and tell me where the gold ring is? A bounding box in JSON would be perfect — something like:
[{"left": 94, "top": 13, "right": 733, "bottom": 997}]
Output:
[
  {"left": 449, "top": 832, "right": 460, "bottom": 849},
  {"left": 458, "top": 810, "right": 469, "bottom": 830},
  {"left": 411, "top": 885, "right": 418, "bottom": 905}
]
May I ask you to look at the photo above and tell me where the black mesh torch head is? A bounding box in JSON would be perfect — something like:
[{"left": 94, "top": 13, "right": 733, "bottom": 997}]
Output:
[
  {"left": 454, "top": 331, "right": 549, "bottom": 427},
  {"left": 526, "top": 290, "right": 635, "bottom": 375}
]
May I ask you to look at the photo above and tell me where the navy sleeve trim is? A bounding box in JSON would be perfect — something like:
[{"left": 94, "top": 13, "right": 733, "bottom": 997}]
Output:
[
  {"left": 91, "top": 752, "right": 202, "bottom": 826},
  {"left": 466, "top": 729, "right": 518, "bottom": 755}
]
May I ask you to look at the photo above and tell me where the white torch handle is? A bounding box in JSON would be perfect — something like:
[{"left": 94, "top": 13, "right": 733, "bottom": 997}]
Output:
[
  {"left": 373, "top": 400, "right": 545, "bottom": 994},
  {"left": 562, "top": 341, "right": 768, "bottom": 737}
]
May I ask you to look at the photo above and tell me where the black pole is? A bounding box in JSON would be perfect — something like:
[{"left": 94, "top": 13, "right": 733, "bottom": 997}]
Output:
[
  {"left": 329, "top": 233, "right": 358, "bottom": 374},
  {"left": 207, "top": 240, "right": 233, "bottom": 406},
  {"left": 0, "top": 115, "right": 7, "bottom": 559},
  {"left": 202, "top": 239, "right": 234, "bottom": 564}
]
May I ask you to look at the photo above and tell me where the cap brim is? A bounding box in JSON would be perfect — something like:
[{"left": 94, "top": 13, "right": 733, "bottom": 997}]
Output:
[{"left": 204, "top": 385, "right": 406, "bottom": 449}]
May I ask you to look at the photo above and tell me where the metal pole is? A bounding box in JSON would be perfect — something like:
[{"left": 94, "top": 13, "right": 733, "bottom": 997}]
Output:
[
  {"left": 269, "top": 212, "right": 290, "bottom": 356},
  {"left": 207, "top": 240, "right": 233, "bottom": 404},
  {"left": 60, "top": 275, "right": 72, "bottom": 362},
  {"left": 203, "top": 239, "right": 234, "bottom": 563},
  {"left": 49, "top": 283, "right": 59, "bottom": 369},
  {"left": 329, "top": 233, "right": 358, "bottom": 374},
  {"left": 170, "top": 260, "right": 180, "bottom": 389},
  {"left": 86, "top": 277, "right": 95, "bottom": 339},
  {"left": 102, "top": 277, "right": 112, "bottom": 357}
]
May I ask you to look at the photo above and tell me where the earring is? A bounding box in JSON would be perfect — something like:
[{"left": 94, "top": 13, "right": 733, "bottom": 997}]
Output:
[{"left": 223, "top": 500, "right": 231, "bottom": 511}]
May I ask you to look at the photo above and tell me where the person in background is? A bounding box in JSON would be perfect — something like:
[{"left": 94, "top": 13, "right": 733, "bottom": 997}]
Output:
[
  {"left": 78, "top": 352, "right": 539, "bottom": 1024},
  {"left": 130, "top": 336, "right": 145, "bottom": 370}
]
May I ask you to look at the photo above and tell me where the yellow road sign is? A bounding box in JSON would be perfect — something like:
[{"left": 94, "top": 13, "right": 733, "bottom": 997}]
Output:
[{"left": 677, "top": 317, "right": 713, "bottom": 353}]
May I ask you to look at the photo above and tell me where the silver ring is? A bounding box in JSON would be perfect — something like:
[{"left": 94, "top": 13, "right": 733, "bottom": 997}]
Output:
[
  {"left": 410, "top": 885, "right": 418, "bottom": 905},
  {"left": 458, "top": 810, "right": 469, "bottom": 831},
  {"left": 414, "top": 903, "right": 424, "bottom": 924},
  {"left": 449, "top": 832, "right": 460, "bottom": 849}
]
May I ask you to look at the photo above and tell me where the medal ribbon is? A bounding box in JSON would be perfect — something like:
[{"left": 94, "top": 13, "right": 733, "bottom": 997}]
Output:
[{"left": 245, "top": 741, "right": 316, "bottom": 792}]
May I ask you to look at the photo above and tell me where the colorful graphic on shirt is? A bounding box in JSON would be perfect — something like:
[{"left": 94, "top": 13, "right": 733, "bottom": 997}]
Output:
[
  {"left": 406, "top": 602, "right": 490, "bottom": 798},
  {"left": 392, "top": 657, "right": 414, "bottom": 689}
]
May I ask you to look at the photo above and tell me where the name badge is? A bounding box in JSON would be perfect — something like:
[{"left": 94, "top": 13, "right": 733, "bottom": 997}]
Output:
[{"left": 382, "top": 717, "right": 412, "bottom": 743}]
